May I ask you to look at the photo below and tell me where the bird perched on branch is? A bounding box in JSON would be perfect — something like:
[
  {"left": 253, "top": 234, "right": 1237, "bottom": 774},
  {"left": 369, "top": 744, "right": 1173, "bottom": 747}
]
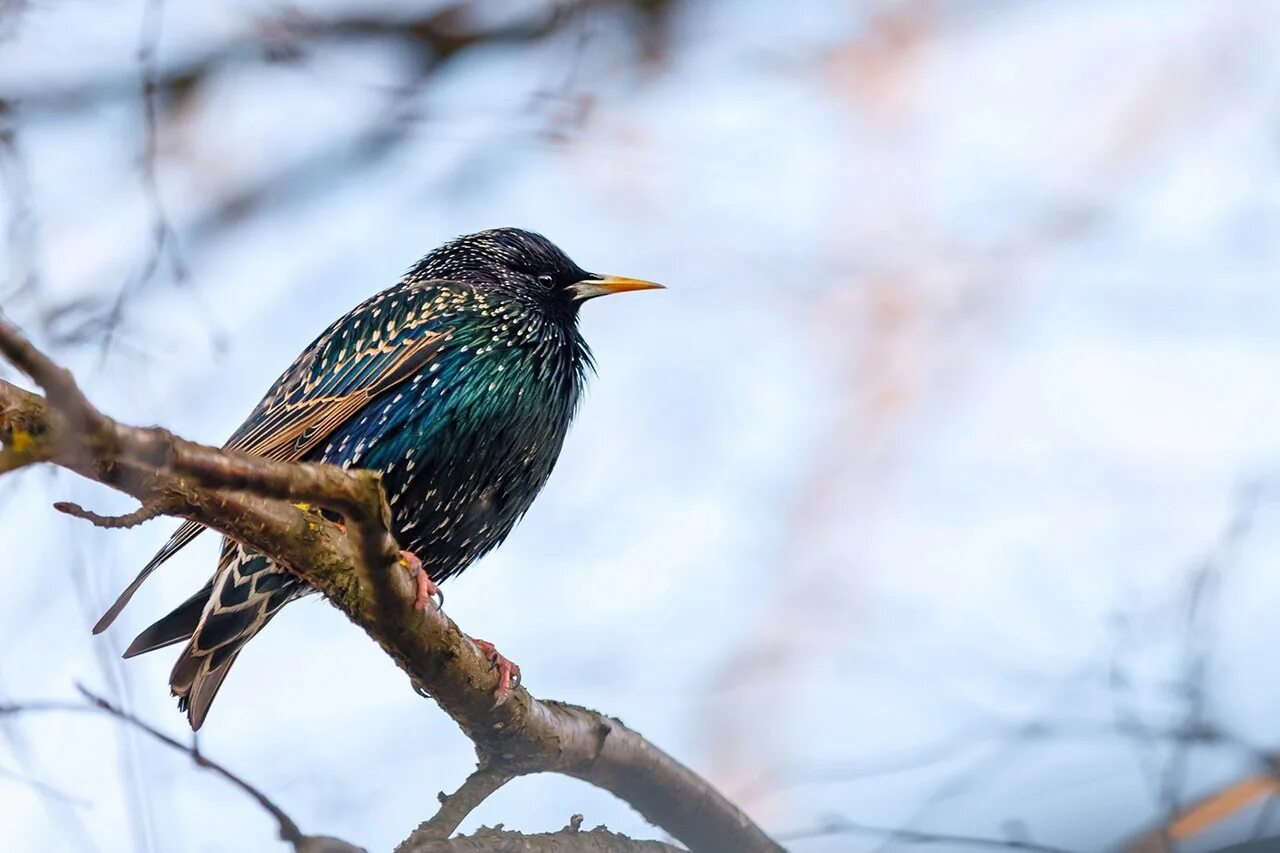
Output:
[{"left": 93, "top": 228, "right": 662, "bottom": 729}]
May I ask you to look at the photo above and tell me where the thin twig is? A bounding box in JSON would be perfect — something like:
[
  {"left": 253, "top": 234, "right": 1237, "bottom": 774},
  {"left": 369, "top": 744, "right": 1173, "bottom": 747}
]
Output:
[
  {"left": 399, "top": 767, "right": 515, "bottom": 847},
  {"left": 75, "top": 684, "right": 306, "bottom": 845},
  {"left": 0, "top": 764, "right": 93, "bottom": 809},
  {"left": 0, "top": 99, "right": 40, "bottom": 302},
  {"left": 779, "top": 814, "right": 1079, "bottom": 853},
  {"left": 98, "top": 0, "right": 187, "bottom": 359},
  {"left": 2, "top": 689, "right": 363, "bottom": 852},
  {"left": 1117, "top": 481, "right": 1270, "bottom": 852},
  {"left": 53, "top": 500, "right": 164, "bottom": 529},
  {"left": 74, "top": 685, "right": 363, "bottom": 852}
]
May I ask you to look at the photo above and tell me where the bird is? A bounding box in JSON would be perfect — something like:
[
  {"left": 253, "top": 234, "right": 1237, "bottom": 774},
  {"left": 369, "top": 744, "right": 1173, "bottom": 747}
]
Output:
[{"left": 92, "top": 227, "right": 662, "bottom": 729}]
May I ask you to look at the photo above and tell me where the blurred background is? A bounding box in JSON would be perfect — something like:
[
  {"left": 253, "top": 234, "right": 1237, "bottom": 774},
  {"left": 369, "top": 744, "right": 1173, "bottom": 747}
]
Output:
[{"left": 2, "top": 0, "right": 1280, "bottom": 850}]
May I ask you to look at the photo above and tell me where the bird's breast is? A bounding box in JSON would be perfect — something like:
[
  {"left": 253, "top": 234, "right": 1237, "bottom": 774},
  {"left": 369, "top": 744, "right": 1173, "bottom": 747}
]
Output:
[{"left": 345, "top": 331, "right": 583, "bottom": 577}]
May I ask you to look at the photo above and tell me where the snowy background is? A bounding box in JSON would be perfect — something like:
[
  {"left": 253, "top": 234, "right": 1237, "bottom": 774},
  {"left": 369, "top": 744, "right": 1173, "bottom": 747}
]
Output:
[{"left": 2, "top": 0, "right": 1280, "bottom": 850}]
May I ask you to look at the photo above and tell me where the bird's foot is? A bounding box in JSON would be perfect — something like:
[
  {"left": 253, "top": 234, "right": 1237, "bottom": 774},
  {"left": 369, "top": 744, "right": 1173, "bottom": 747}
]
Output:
[
  {"left": 401, "top": 550, "right": 443, "bottom": 612},
  {"left": 468, "top": 636, "right": 521, "bottom": 707},
  {"left": 331, "top": 523, "right": 441, "bottom": 611}
]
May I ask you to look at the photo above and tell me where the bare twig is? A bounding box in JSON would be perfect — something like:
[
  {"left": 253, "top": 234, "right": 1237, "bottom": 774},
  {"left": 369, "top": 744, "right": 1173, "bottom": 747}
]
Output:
[
  {"left": 1117, "top": 481, "right": 1270, "bottom": 852},
  {"left": 2, "top": 688, "right": 363, "bottom": 852},
  {"left": 0, "top": 0, "right": 660, "bottom": 115},
  {"left": 400, "top": 768, "right": 515, "bottom": 846},
  {"left": 0, "top": 697, "right": 101, "bottom": 852},
  {"left": 97, "top": 0, "right": 188, "bottom": 358},
  {"left": 53, "top": 500, "right": 164, "bottom": 529},
  {"left": 74, "top": 685, "right": 362, "bottom": 852},
  {"left": 0, "top": 764, "right": 93, "bottom": 809},
  {"left": 0, "top": 99, "right": 39, "bottom": 302},
  {"left": 4, "top": 0, "right": 669, "bottom": 346},
  {"left": 779, "top": 814, "right": 1079, "bottom": 853}
]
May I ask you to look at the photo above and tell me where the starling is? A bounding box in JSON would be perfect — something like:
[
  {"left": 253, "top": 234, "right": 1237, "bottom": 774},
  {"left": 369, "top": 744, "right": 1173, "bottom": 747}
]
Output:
[{"left": 92, "top": 228, "right": 662, "bottom": 729}]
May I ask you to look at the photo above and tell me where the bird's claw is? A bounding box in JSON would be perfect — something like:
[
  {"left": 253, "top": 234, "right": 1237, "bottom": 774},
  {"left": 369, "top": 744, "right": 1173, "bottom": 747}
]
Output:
[
  {"left": 403, "top": 550, "right": 443, "bottom": 612},
  {"left": 469, "top": 637, "right": 521, "bottom": 707}
]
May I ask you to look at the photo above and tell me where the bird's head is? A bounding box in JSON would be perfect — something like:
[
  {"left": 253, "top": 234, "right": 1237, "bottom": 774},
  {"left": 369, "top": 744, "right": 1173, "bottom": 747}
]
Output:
[{"left": 414, "top": 228, "right": 663, "bottom": 310}]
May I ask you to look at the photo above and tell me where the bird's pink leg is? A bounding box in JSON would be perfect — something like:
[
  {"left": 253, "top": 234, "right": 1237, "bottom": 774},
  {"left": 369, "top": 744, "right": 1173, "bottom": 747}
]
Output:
[
  {"left": 468, "top": 637, "right": 521, "bottom": 707},
  {"left": 329, "top": 520, "right": 440, "bottom": 611},
  {"left": 399, "top": 550, "right": 443, "bottom": 612},
  {"left": 395, "top": 544, "right": 514, "bottom": 703}
]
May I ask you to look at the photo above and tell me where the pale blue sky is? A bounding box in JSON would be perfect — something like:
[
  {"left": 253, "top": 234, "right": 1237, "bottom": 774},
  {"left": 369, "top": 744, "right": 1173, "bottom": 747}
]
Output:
[{"left": 2, "top": 1, "right": 1279, "bottom": 850}]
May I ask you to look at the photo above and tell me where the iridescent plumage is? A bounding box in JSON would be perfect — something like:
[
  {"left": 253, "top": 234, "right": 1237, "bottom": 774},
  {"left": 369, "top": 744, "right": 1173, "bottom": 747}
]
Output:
[{"left": 94, "top": 228, "right": 660, "bottom": 728}]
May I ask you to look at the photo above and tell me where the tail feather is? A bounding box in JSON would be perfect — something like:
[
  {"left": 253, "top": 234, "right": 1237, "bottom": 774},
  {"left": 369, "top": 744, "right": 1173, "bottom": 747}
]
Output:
[
  {"left": 171, "top": 643, "right": 245, "bottom": 731},
  {"left": 165, "top": 544, "right": 305, "bottom": 730},
  {"left": 122, "top": 581, "right": 213, "bottom": 658},
  {"left": 94, "top": 520, "right": 206, "bottom": 634}
]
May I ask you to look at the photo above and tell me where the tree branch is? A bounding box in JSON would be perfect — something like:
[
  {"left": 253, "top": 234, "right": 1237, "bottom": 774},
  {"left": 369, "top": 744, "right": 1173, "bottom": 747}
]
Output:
[
  {"left": 402, "top": 818, "right": 686, "bottom": 853},
  {"left": 0, "top": 318, "right": 781, "bottom": 853},
  {"left": 401, "top": 768, "right": 515, "bottom": 846}
]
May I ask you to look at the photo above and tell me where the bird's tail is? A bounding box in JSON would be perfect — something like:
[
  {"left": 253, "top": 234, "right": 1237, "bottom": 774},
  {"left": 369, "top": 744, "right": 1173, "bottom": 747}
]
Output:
[{"left": 125, "top": 543, "right": 306, "bottom": 730}]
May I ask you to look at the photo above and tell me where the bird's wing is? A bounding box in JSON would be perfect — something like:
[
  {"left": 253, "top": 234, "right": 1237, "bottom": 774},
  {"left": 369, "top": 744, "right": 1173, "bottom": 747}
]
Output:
[
  {"left": 93, "top": 286, "right": 454, "bottom": 633},
  {"left": 222, "top": 326, "right": 449, "bottom": 462}
]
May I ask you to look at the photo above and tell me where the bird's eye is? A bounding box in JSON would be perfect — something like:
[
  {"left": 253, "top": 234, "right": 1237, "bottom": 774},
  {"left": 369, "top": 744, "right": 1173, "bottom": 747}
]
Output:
[{"left": 537, "top": 274, "right": 554, "bottom": 287}]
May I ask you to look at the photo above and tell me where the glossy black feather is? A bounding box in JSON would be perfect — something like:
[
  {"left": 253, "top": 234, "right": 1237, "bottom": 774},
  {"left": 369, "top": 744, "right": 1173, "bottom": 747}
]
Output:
[{"left": 112, "top": 228, "right": 616, "bottom": 729}]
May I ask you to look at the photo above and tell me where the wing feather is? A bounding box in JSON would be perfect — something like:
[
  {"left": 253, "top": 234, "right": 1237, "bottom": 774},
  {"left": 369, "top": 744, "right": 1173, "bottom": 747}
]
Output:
[{"left": 93, "top": 283, "right": 456, "bottom": 633}]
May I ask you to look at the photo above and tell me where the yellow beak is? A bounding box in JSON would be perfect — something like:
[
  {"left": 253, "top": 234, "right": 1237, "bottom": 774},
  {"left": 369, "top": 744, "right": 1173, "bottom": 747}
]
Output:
[{"left": 569, "top": 274, "right": 665, "bottom": 301}]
